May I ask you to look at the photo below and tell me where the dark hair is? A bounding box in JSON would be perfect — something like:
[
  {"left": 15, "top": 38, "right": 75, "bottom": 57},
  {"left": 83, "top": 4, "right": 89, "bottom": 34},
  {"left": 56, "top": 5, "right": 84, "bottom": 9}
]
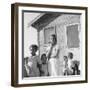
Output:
[
  {"left": 68, "top": 52, "right": 73, "bottom": 59},
  {"left": 41, "top": 53, "right": 47, "bottom": 60},
  {"left": 64, "top": 56, "right": 68, "bottom": 59},
  {"left": 30, "top": 44, "right": 38, "bottom": 51},
  {"left": 51, "top": 34, "right": 57, "bottom": 43}
]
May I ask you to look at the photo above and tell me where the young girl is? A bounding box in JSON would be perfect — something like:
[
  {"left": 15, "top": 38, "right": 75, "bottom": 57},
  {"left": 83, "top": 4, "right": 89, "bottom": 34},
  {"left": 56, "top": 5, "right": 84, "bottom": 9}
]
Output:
[
  {"left": 25, "top": 44, "right": 42, "bottom": 77},
  {"left": 40, "top": 54, "right": 48, "bottom": 76}
]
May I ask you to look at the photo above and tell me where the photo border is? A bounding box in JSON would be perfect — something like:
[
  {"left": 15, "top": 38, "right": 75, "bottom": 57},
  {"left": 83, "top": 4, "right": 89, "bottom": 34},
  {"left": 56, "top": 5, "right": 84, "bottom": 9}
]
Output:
[{"left": 11, "top": 3, "right": 88, "bottom": 87}]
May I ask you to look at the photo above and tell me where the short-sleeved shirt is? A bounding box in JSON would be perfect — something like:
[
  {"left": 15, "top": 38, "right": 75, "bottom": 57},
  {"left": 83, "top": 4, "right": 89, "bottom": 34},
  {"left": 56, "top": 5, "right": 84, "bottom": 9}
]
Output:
[{"left": 27, "top": 55, "right": 41, "bottom": 77}]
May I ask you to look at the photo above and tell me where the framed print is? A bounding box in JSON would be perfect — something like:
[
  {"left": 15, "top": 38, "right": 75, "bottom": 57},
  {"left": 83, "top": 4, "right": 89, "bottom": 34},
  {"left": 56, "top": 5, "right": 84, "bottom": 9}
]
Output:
[{"left": 11, "top": 3, "right": 88, "bottom": 87}]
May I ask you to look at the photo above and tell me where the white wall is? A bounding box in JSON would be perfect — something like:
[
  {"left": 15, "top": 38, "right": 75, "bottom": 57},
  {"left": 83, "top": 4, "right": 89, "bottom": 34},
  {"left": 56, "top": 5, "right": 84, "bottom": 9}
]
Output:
[
  {"left": 0, "top": 0, "right": 89, "bottom": 90},
  {"left": 39, "top": 14, "right": 81, "bottom": 75}
]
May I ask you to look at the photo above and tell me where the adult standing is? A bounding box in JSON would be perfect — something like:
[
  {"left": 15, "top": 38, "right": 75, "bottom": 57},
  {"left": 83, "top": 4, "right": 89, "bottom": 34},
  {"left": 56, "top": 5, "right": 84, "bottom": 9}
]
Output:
[{"left": 46, "top": 34, "right": 60, "bottom": 76}]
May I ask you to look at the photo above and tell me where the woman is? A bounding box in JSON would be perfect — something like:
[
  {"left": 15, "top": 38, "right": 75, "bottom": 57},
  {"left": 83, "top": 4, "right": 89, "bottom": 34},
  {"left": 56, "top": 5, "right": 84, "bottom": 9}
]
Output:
[{"left": 46, "top": 34, "right": 60, "bottom": 76}]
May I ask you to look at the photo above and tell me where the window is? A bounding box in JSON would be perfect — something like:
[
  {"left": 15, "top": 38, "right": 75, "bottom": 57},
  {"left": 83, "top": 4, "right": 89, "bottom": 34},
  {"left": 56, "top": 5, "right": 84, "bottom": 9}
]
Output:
[
  {"left": 44, "top": 26, "right": 56, "bottom": 44},
  {"left": 67, "top": 24, "right": 79, "bottom": 48}
]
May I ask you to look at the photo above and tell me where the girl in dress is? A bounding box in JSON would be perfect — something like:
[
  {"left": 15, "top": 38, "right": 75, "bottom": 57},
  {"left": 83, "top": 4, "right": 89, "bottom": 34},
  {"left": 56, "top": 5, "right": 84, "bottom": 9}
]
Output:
[
  {"left": 25, "top": 44, "right": 42, "bottom": 77},
  {"left": 40, "top": 54, "right": 48, "bottom": 76},
  {"left": 46, "top": 34, "right": 60, "bottom": 76}
]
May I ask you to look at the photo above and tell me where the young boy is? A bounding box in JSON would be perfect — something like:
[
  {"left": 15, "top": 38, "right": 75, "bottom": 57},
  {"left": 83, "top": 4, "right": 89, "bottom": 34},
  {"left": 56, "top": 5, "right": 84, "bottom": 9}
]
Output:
[
  {"left": 25, "top": 44, "right": 42, "bottom": 77},
  {"left": 40, "top": 54, "right": 48, "bottom": 76},
  {"left": 71, "top": 60, "right": 80, "bottom": 75}
]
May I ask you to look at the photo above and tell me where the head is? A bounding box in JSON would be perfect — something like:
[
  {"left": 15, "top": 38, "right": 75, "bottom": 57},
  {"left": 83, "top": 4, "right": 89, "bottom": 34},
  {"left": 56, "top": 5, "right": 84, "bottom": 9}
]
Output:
[
  {"left": 64, "top": 56, "right": 68, "bottom": 62},
  {"left": 68, "top": 52, "right": 73, "bottom": 60},
  {"left": 29, "top": 44, "right": 38, "bottom": 56},
  {"left": 50, "top": 34, "right": 57, "bottom": 45},
  {"left": 41, "top": 54, "right": 47, "bottom": 64}
]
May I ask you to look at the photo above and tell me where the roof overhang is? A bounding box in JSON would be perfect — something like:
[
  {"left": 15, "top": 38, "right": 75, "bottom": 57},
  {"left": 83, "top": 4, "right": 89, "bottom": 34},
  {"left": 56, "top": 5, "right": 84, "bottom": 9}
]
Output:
[{"left": 29, "top": 13, "right": 61, "bottom": 31}]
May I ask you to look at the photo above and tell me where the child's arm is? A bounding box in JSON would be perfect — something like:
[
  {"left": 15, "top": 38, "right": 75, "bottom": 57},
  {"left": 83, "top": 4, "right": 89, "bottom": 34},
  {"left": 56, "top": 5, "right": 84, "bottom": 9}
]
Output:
[{"left": 24, "top": 62, "right": 30, "bottom": 76}]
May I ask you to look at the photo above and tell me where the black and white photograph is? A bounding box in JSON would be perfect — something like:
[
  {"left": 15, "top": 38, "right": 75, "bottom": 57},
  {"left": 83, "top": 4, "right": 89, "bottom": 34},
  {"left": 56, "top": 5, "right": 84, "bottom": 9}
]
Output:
[
  {"left": 11, "top": 3, "right": 88, "bottom": 87},
  {"left": 23, "top": 12, "right": 81, "bottom": 78}
]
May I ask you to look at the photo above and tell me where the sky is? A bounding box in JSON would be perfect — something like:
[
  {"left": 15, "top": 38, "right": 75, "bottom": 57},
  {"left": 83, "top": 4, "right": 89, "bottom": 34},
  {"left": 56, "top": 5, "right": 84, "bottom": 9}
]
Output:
[{"left": 24, "top": 12, "right": 40, "bottom": 57}]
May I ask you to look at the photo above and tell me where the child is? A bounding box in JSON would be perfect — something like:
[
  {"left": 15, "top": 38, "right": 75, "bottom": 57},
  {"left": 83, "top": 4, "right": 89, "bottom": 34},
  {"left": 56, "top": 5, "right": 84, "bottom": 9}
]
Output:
[
  {"left": 71, "top": 60, "right": 80, "bottom": 75},
  {"left": 24, "top": 57, "right": 29, "bottom": 77},
  {"left": 25, "top": 44, "right": 42, "bottom": 77},
  {"left": 40, "top": 54, "right": 48, "bottom": 76},
  {"left": 63, "top": 56, "right": 69, "bottom": 75},
  {"left": 67, "top": 52, "right": 74, "bottom": 75}
]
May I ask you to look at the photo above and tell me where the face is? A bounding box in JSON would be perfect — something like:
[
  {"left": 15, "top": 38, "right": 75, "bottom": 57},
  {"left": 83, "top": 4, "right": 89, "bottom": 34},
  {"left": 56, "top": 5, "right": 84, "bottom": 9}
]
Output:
[
  {"left": 68, "top": 53, "right": 73, "bottom": 59},
  {"left": 29, "top": 47, "right": 36, "bottom": 55},
  {"left": 50, "top": 36, "right": 55, "bottom": 45},
  {"left": 42, "top": 55, "right": 47, "bottom": 64},
  {"left": 64, "top": 57, "right": 68, "bottom": 62}
]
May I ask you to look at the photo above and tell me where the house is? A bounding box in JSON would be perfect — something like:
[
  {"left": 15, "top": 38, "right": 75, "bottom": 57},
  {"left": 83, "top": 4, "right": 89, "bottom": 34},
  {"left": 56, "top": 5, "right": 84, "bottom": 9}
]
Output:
[{"left": 29, "top": 12, "right": 81, "bottom": 75}]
